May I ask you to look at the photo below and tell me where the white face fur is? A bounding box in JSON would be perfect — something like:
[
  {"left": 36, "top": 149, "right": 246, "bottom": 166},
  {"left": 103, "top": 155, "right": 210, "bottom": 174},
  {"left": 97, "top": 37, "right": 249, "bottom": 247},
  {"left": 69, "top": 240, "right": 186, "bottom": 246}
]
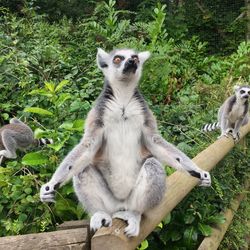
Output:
[
  {"left": 234, "top": 85, "right": 250, "bottom": 100},
  {"left": 96, "top": 48, "right": 150, "bottom": 86}
]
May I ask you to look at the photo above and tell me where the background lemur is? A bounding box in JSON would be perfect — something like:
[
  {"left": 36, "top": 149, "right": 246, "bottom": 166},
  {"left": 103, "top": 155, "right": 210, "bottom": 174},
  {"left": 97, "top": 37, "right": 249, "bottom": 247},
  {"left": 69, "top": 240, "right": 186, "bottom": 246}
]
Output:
[
  {"left": 0, "top": 118, "right": 53, "bottom": 164},
  {"left": 40, "top": 48, "right": 211, "bottom": 237},
  {"left": 202, "top": 85, "right": 250, "bottom": 141}
]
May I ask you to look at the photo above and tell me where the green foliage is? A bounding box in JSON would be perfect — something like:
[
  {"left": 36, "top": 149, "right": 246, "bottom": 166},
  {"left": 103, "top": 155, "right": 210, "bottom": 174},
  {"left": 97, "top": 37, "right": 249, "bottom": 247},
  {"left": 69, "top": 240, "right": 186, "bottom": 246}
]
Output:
[
  {"left": 0, "top": 2, "right": 249, "bottom": 249},
  {"left": 219, "top": 195, "right": 250, "bottom": 250}
]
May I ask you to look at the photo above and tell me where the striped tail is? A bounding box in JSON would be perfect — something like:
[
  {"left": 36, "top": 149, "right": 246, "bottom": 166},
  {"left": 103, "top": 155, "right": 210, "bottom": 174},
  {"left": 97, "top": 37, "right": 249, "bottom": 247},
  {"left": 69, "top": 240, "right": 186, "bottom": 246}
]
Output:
[
  {"left": 35, "top": 138, "right": 53, "bottom": 147},
  {"left": 202, "top": 122, "right": 220, "bottom": 132}
]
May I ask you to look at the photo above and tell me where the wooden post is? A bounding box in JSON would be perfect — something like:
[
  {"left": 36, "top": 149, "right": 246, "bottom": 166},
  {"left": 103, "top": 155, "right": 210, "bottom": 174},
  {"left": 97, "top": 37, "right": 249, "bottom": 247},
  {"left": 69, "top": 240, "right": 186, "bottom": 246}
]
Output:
[
  {"left": 91, "top": 122, "right": 250, "bottom": 250},
  {"left": 198, "top": 181, "right": 250, "bottom": 250}
]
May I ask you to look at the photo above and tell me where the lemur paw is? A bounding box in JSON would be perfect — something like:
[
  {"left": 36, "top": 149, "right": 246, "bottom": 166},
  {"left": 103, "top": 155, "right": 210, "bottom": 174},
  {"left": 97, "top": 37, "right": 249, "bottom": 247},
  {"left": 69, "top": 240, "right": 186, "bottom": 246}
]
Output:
[
  {"left": 0, "top": 150, "right": 16, "bottom": 159},
  {"left": 0, "top": 150, "right": 7, "bottom": 156},
  {"left": 199, "top": 171, "right": 211, "bottom": 187},
  {"left": 40, "top": 181, "right": 58, "bottom": 203},
  {"left": 90, "top": 211, "right": 112, "bottom": 232},
  {"left": 225, "top": 128, "right": 233, "bottom": 134},
  {"left": 232, "top": 132, "right": 240, "bottom": 142},
  {"left": 112, "top": 211, "right": 141, "bottom": 237}
]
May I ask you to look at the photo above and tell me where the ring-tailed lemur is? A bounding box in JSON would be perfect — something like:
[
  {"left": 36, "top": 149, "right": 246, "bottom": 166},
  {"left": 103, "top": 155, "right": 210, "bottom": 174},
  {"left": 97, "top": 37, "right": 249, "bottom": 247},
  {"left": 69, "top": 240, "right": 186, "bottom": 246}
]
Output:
[
  {"left": 202, "top": 85, "right": 250, "bottom": 141},
  {"left": 0, "top": 118, "right": 53, "bottom": 164},
  {"left": 40, "top": 48, "right": 211, "bottom": 237}
]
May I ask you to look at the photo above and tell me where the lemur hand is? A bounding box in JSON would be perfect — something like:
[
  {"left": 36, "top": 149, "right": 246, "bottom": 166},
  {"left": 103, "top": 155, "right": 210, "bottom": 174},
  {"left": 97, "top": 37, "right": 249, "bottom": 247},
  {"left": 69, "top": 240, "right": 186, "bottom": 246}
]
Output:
[
  {"left": 199, "top": 171, "right": 211, "bottom": 187},
  {"left": 40, "top": 180, "right": 59, "bottom": 203},
  {"left": 232, "top": 131, "right": 240, "bottom": 142}
]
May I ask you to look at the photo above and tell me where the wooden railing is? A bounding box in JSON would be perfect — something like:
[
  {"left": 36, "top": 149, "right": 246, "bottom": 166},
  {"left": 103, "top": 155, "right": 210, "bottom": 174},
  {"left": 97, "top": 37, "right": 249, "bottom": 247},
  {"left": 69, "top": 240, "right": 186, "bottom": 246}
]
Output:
[
  {"left": 91, "top": 122, "right": 250, "bottom": 250},
  {"left": 0, "top": 123, "right": 249, "bottom": 250}
]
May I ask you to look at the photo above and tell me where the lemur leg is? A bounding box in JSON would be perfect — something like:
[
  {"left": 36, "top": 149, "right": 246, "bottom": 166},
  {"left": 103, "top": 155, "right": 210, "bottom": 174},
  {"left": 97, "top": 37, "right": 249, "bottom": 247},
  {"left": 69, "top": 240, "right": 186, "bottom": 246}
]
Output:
[
  {"left": 40, "top": 127, "right": 104, "bottom": 203},
  {"left": 242, "top": 116, "right": 249, "bottom": 126},
  {"left": 113, "top": 157, "right": 166, "bottom": 237},
  {"left": 0, "top": 129, "right": 18, "bottom": 159},
  {"left": 219, "top": 116, "right": 233, "bottom": 138},
  {"left": 144, "top": 133, "right": 211, "bottom": 186},
  {"left": 233, "top": 118, "right": 244, "bottom": 141},
  {"left": 73, "top": 167, "right": 120, "bottom": 231}
]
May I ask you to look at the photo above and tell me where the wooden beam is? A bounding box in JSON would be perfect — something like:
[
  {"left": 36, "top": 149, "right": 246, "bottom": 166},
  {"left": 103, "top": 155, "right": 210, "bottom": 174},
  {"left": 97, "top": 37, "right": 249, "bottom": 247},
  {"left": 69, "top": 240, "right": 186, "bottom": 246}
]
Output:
[
  {"left": 198, "top": 181, "right": 249, "bottom": 250},
  {"left": 91, "top": 122, "right": 250, "bottom": 250},
  {"left": 0, "top": 228, "right": 89, "bottom": 250},
  {"left": 57, "top": 219, "right": 90, "bottom": 230}
]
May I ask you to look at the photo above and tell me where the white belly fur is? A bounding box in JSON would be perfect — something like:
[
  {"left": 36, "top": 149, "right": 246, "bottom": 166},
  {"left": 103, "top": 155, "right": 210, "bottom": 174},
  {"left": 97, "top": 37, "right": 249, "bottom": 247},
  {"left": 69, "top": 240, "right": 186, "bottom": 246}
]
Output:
[
  {"left": 102, "top": 99, "right": 144, "bottom": 199},
  {"left": 230, "top": 103, "right": 245, "bottom": 123}
]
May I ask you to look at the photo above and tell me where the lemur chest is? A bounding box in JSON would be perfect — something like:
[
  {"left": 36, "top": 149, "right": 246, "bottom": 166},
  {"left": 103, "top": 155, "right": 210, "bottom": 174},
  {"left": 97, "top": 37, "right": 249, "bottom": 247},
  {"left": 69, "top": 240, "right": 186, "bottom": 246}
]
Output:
[
  {"left": 103, "top": 99, "right": 144, "bottom": 134},
  {"left": 103, "top": 100, "right": 144, "bottom": 162},
  {"left": 229, "top": 103, "right": 245, "bottom": 122},
  {"left": 101, "top": 100, "right": 145, "bottom": 199}
]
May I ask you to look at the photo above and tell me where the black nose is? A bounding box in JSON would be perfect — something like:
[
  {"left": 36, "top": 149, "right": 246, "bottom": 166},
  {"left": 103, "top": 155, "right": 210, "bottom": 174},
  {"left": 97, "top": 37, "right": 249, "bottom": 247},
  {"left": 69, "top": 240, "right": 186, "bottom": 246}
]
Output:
[{"left": 127, "top": 58, "right": 135, "bottom": 65}]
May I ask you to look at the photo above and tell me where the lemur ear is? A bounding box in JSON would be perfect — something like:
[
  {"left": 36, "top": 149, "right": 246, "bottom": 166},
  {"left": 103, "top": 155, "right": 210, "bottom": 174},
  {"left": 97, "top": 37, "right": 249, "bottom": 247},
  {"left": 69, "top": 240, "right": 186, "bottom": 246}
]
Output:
[
  {"left": 233, "top": 85, "right": 240, "bottom": 91},
  {"left": 138, "top": 51, "right": 151, "bottom": 65},
  {"left": 97, "top": 48, "right": 109, "bottom": 70}
]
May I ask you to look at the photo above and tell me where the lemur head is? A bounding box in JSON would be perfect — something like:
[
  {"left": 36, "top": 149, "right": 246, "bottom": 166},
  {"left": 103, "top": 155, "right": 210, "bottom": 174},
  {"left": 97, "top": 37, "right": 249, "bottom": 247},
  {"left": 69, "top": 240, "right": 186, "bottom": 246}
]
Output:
[
  {"left": 234, "top": 85, "right": 250, "bottom": 101},
  {"left": 97, "top": 48, "right": 150, "bottom": 86}
]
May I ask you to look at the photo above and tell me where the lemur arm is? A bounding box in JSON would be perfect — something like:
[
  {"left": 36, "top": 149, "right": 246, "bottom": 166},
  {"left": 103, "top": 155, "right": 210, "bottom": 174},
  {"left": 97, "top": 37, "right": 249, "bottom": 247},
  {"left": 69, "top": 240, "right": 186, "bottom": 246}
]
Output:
[
  {"left": 143, "top": 129, "right": 211, "bottom": 186},
  {"left": 40, "top": 109, "right": 104, "bottom": 203}
]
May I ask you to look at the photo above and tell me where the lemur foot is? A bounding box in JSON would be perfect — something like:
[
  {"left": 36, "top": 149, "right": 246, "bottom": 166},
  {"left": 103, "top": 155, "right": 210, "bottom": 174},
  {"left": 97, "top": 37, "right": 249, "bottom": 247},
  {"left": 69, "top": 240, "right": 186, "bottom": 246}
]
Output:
[
  {"left": 90, "top": 211, "right": 112, "bottom": 232},
  {"left": 0, "top": 150, "right": 16, "bottom": 159},
  {"left": 0, "top": 155, "right": 4, "bottom": 165},
  {"left": 40, "top": 181, "right": 59, "bottom": 203},
  {"left": 232, "top": 132, "right": 240, "bottom": 142},
  {"left": 218, "top": 128, "right": 234, "bottom": 140},
  {"left": 112, "top": 211, "right": 141, "bottom": 237},
  {"left": 199, "top": 171, "right": 211, "bottom": 187}
]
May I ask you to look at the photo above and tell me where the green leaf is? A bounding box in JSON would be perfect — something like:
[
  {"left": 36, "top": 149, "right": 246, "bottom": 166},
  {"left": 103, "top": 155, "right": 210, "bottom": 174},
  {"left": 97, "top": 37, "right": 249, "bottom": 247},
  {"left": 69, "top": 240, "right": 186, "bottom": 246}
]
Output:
[
  {"left": 184, "top": 213, "right": 195, "bottom": 224},
  {"left": 48, "top": 134, "right": 70, "bottom": 152},
  {"left": 207, "top": 214, "right": 226, "bottom": 224},
  {"left": 18, "top": 213, "right": 28, "bottom": 222},
  {"left": 29, "top": 89, "right": 53, "bottom": 98},
  {"left": 72, "top": 119, "right": 84, "bottom": 131},
  {"left": 139, "top": 240, "right": 148, "bottom": 250},
  {"left": 171, "top": 230, "right": 182, "bottom": 241},
  {"left": 33, "top": 128, "right": 45, "bottom": 138},
  {"left": 55, "top": 93, "right": 71, "bottom": 107},
  {"left": 24, "top": 107, "right": 53, "bottom": 116},
  {"left": 44, "top": 81, "right": 55, "bottom": 93},
  {"left": 184, "top": 226, "right": 198, "bottom": 246},
  {"left": 24, "top": 187, "right": 33, "bottom": 194},
  {"left": 162, "top": 213, "right": 171, "bottom": 225},
  {"left": 22, "top": 152, "right": 49, "bottom": 166},
  {"left": 158, "top": 222, "right": 163, "bottom": 229},
  {"left": 198, "top": 223, "right": 212, "bottom": 236},
  {"left": 59, "top": 119, "right": 84, "bottom": 132},
  {"left": 55, "top": 80, "right": 70, "bottom": 92},
  {"left": 59, "top": 121, "right": 73, "bottom": 130}
]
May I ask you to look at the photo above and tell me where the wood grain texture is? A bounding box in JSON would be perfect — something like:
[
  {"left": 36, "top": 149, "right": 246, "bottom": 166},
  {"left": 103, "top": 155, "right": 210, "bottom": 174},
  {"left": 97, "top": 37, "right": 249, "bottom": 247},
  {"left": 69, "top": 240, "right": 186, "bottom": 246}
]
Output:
[
  {"left": 57, "top": 220, "right": 90, "bottom": 230},
  {"left": 91, "top": 122, "right": 250, "bottom": 250},
  {"left": 0, "top": 228, "right": 89, "bottom": 250}
]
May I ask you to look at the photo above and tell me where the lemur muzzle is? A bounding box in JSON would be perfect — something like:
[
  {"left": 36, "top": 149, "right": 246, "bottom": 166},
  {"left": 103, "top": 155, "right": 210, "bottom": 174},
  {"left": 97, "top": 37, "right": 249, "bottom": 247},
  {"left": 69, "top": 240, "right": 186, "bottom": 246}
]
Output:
[{"left": 123, "top": 58, "right": 138, "bottom": 74}]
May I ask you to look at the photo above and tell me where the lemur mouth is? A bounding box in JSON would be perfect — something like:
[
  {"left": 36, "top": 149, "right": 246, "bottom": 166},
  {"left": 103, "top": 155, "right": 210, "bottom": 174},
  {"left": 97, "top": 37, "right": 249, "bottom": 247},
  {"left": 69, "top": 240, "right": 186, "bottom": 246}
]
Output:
[{"left": 123, "top": 59, "right": 138, "bottom": 74}]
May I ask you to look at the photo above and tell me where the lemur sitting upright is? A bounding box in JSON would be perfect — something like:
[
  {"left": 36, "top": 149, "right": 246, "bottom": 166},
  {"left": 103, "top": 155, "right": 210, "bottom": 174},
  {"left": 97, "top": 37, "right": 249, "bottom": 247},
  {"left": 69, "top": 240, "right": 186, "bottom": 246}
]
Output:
[
  {"left": 203, "top": 85, "right": 250, "bottom": 141},
  {"left": 0, "top": 118, "right": 53, "bottom": 164},
  {"left": 40, "top": 48, "right": 211, "bottom": 237}
]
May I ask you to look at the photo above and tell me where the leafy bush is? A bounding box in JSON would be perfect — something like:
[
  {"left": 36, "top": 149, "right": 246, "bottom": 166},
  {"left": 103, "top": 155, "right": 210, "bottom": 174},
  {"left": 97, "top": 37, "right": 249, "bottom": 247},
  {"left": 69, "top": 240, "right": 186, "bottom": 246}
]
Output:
[{"left": 0, "top": 1, "right": 249, "bottom": 249}]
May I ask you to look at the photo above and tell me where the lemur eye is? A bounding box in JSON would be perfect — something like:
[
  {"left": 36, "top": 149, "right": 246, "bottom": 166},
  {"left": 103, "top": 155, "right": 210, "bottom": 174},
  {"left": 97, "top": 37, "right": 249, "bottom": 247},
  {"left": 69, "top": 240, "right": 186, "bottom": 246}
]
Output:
[
  {"left": 113, "top": 56, "right": 124, "bottom": 64},
  {"left": 240, "top": 90, "right": 245, "bottom": 94}
]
